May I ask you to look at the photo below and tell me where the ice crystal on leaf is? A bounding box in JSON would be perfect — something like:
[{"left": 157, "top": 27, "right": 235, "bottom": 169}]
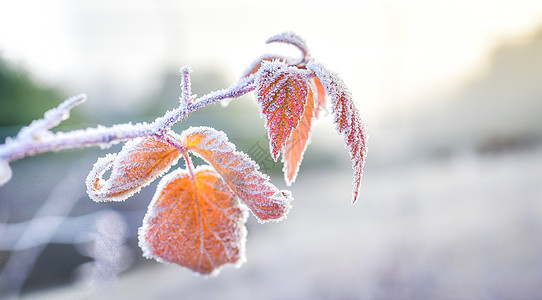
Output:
[
  {"left": 86, "top": 136, "right": 181, "bottom": 202},
  {"left": 138, "top": 166, "right": 248, "bottom": 276},
  {"left": 240, "top": 54, "right": 287, "bottom": 79},
  {"left": 180, "top": 126, "right": 292, "bottom": 223},
  {"left": 282, "top": 86, "right": 315, "bottom": 186},
  {"left": 307, "top": 61, "right": 368, "bottom": 204},
  {"left": 256, "top": 60, "right": 309, "bottom": 161}
]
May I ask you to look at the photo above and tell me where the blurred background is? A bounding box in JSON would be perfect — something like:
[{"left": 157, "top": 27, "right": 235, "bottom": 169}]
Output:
[{"left": 1, "top": 0, "right": 542, "bottom": 299}]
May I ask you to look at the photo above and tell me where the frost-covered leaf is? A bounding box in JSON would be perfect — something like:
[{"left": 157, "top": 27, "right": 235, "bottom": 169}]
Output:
[
  {"left": 282, "top": 86, "right": 314, "bottom": 186},
  {"left": 311, "top": 78, "right": 327, "bottom": 118},
  {"left": 256, "top": 60, "right": 309, "bottom": 161},
  {"left": 86, "top": 136, "right": 181, "bottom": 202},
  {"left": 139, "top": 166, "right": 247, "bottom": 276},
  {"left": 180, "top": 126, "right": 292, "bottom": 223},
  {"left": 240, "top": 54, "right": 286, "bottom": 79},
  {"left": 307, "top": 61, "right": 368, "bottom": 204}
]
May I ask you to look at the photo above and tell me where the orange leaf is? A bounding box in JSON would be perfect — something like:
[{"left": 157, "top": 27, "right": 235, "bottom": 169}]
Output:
[
  {"left": 180, "top": 127, "right": 292, "bottom": 222},
  {"left": 282, "top": 86, "right": 315, "bottom": 185},
  {"left": 307, "top": 62, "right": 368, "bottom": 204},
  {"left": 139, "top": 166, "right": 247, "bottom": 276},
  {"left": 311, "top": 77, "right": 327, "bottom": 118},
  {"left": 86, "top": 136, "right": 181, "bottom": 202},
  {"left": 256, "top": 61, "right": 309, "bottom": 161}
]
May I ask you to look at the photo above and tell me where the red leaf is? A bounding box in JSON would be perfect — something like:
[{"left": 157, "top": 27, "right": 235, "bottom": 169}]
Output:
[
  {"left": 139, "top": 166, "right": 247, "bottom": 276},
  {"left": 256, "top": 61, "right": 309, "bottom": 161},
  {"left": 180, "top": 126, "right": 292, "bottom": 222},
  {"left": 86, "top": 136, "right": 181, "bottom": 202},
  {"left": 311, "top": 77, "right": 327, "bottom": 118},
  {"left": 307, "top": 62, "right": 368, "bottom": 204},
  {"left": 282, "top": 86, "right": 315, "bottom": 185}
]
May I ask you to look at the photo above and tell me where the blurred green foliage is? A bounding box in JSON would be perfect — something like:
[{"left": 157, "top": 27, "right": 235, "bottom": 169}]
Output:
[{"left": 0, "top": 56, "right": 84, "bottom": 137}]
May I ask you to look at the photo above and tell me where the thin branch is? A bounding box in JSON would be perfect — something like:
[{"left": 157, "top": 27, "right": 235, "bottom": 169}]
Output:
[
  {"left": 187, "top": 74, "right": 257, "bottom": 112},
  {"left": 183, "top": 152, "right": 196, "bottom": 180},
  {"left": 17, "top": 94, "right": 87, "bottom": 140},
  {"left": 179, "top": 66, "right": 193, "bottom": 111},
  {"left": 0, "top": 68, "right": 256, "bottom": 163}
]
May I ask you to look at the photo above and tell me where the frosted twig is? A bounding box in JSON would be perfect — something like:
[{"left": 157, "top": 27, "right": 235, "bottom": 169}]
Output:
[
  {"left": 188, "top": 74, "right": 257, "bottom": 112},
  {"left": 17, "top": 94, "right": 87, "bottom": 140},
  {"left": 0, "top": 67, "right": 257, "bottom": 165},
  {"left": 179, "top": 66, "right": 193, "bottom": 111}
]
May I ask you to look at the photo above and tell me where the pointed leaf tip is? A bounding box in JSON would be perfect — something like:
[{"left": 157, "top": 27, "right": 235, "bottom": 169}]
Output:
[
  {"left": 282, "top": 86, "right": 315, "bottom": 185},
  {"left": 307, "top": 61, "right": 368, "bottom": 204},
  {"left": 256, "top": 60, "right": 309, "bottom": 161}
]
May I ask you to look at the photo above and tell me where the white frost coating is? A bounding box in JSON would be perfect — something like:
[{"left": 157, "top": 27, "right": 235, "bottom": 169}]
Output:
[
  {"left": 17, "top": 94, "right": 87, "bottom": 140},
  {"left": 307, "top": 60, "right": 368, "bottom": 204},
  {"left": 266, "top": 31, "right": 310, "bottom": 63},
  {"left": 86, "top": 137, "right": 182, "bottom": 202},
  {"left": 0, "top": 160, "right": 12, "bottom": 186},
  {"left": 179, "top": 66, "right": 193, "bottom": 111},
  {"left": 138, "top": 165, "right": 249, "bottom": 277},
  {"left": 239, "top": 54, "right": 287, "bottom": 79},
  {"left": 85, "top": 154, "right": 119, "bottom": 201},
  {"left": 190, "top": 73, "right": 257, "bottom": 111},
  {"left": 0, "top": 67, "right": 258, "bottom": 164},
  {"left": 180, "top": 126, "right": 293, "bottom": 223},
  {"left": 255, "top": 60, "right": 309, "bottom": 161}
]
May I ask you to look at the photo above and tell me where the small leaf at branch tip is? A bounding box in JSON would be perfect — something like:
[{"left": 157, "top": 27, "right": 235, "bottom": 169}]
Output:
[
  {"left": 0, "top": 160, "right": 12, "bottom": 186},
  {"left": 266, "top": 31, "right": 307, "bottom": 48}
]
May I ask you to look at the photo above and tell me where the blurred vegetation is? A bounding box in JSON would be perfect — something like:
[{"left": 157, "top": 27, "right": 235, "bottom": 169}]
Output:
[{"left": 0, "top": 56, "right": 85, "bottom": 140}]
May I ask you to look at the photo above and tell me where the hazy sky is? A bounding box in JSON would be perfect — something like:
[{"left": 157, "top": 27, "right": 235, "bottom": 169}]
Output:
[{"left": 1, "top": 0, "right": 542, "bottom": 121}]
